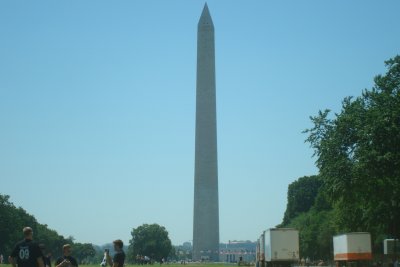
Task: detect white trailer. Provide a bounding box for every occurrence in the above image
[333,232,372,267]
[260,232,266,267]
[256,238,261,267]
[260,232,266,261]
[264,228,299,267]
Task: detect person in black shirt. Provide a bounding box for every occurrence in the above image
[39,244,51,267]
[106,240,125,267]
[10,227,45,267]
[55,245,78,267]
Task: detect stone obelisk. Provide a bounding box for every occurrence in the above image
[193,3,219,262]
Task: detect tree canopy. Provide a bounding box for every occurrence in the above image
[128,223,172,262]
[304,55,400,239]
[73,243,96,264]
[280,176,334,260]
[281,175,323,225]
[281,55,400,260]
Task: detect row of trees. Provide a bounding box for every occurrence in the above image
[0,194,96,263]
[279,55,400,260]
[0,194,174,264]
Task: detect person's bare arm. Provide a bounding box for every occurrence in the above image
[37,257,45,267]
[56,259,70,267]
[9,257,17,267]
[106,254,113,267]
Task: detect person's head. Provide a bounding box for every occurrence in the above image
[39,244,46,253]
[63,244,72,256]
[23,227,33,240]
[113,240,123,251]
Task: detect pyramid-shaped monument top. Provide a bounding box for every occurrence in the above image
[198,3,214,29]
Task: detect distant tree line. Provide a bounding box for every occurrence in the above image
[279,55,400,261]
[0,194,96,263]
[0,193,176,264]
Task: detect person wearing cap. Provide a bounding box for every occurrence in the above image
[9,227,45,267]
[55,245,78,267]
[106,240,125,267]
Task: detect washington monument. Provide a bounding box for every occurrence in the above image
[193,3,219,262]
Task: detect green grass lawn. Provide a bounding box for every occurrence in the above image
[87,264,236,267]
[1,264,238,267]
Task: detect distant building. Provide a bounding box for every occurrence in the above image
[182,242,192,249]
[219,241,256,263]
[175,240,256,263]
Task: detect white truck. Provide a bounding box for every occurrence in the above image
[263,228,300,267]
[333,232,372,267]
[258,232,266,267]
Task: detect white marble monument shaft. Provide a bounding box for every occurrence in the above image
[193,3,219,262]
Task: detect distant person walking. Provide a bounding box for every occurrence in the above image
[106,240,125,267]
[9,227,45,267]
[100,249,108,267]
[55,245,78,267]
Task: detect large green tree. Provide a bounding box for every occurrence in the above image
[280,176,335,260]
[304,55,400,239]
[280,56,400,261]
[286,208,336,261]
[282,175,324,225]
[73,243,96,264]
[128,223,172,262]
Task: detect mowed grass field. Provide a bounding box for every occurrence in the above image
[2,264,237,267]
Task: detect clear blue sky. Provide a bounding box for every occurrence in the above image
[1,0,399,246]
